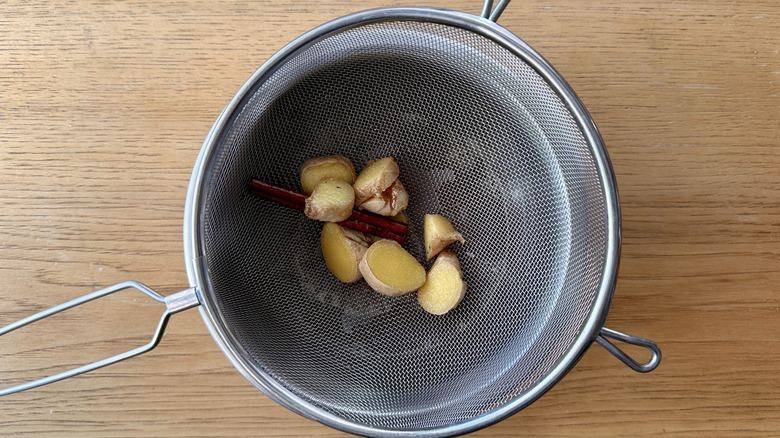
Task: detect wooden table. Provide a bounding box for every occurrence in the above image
[1,1,778,436]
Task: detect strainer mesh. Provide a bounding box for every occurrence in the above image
[200,20,606,430]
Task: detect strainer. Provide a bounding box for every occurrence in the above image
[0,2,661,436]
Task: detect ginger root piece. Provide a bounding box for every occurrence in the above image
[423,214,466,260]
[417,250,467,315]
[358,179,409,217]
[353,157,400,205]
[304,179,355,222]
[300,155,356,194]
[391,211,408,224]
[320,223,372,283]
[359,239,426,296]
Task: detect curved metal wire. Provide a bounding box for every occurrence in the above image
[485,0,511,22]
[596,327,662,373]
[0,282,199,396]
[481,0,494,18]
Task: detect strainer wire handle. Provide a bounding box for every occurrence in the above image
[0,281,200,396]
[480,0,493,18]
[482,0,511,22]
[596,327,661,373]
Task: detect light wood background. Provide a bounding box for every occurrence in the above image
[1,0,778,436]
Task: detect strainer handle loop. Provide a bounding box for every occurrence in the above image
[482,0,511,22]
[596,327,661,373]
[0,281,200,396]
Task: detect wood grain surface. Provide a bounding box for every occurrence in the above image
[1,0,778,436]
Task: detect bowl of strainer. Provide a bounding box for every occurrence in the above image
[1,1,660,436]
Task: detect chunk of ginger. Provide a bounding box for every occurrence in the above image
[417,250,466,315]
[423,214,465,260]
[358,179,409,217]
[321,223,372,283]
[353,157,400,205]
[391,211,409,224]
[359,239,426,296]
[304,179,355,222]
[299,155,356,194]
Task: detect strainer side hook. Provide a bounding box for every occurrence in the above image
[596,327,661,373]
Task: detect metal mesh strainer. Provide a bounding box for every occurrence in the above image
[203,15,605,430]
[0,4,660,437]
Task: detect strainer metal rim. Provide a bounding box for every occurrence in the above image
[182,7,620,437]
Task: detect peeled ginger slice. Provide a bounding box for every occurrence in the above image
[321,223,372,283]
[417,250,466,315]
[359,239,426,296]
[353,157,400,205]
[304,179,355,222]
[423,214,465,260]
[299,155,356,194]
